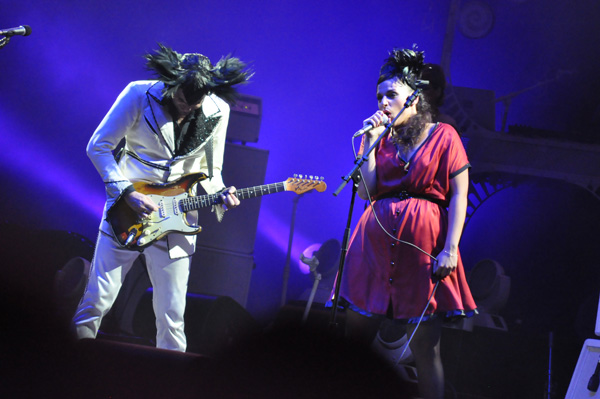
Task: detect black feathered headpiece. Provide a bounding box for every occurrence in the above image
[378,45,426,90]
[145,43,252,104]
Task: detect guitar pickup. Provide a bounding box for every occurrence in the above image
[158,200,166,218]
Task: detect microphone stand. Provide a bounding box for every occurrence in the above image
[280,192,306,308]
[329,89,421,330]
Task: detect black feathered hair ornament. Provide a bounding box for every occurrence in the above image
[378,45,426,90]
[145,43,252,104]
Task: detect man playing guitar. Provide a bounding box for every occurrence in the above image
[72,44,251,352]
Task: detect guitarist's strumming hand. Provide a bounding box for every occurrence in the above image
[125,191,159,219]
[220,186,240,211]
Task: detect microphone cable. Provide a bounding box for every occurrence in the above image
[351,134,444,368]
[351,137,439,261]
[393,280,440,367]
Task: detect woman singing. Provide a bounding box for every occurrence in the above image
[338,47,477,399]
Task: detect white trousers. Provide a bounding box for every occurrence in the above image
[73,232,190,352]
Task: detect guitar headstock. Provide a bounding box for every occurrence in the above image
[285,174,327,194]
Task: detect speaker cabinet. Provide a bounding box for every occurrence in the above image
[194,142,269,254]
[189,246,255,307]
[226,94,262,143]
[190,142,268,308]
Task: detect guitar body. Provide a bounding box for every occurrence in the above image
[107,173,327,250]
[107,173,208,250]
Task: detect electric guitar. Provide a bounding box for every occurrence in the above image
[107,173,326,250]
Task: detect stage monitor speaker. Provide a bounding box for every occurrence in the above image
[132,288,259,356]
[189,246,255,307]
[0,225,95,332]
[69,339,211,399]
[273,301,346,334]
[566,338,600,398]
[53,257,91,324]
[226,94,262,143]
[441,326,547,399]
[0,224,94,284]
[194,142,269,254]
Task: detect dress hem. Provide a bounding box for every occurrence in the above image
[326,297,479,324]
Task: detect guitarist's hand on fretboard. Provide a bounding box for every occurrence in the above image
[220,186,240,212]
[125,191,159,219]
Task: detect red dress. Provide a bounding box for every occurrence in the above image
[339,123,477,321]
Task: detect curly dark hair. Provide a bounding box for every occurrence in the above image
[392,100,433,149]
[144,43,252,104]
[377,46,433,150]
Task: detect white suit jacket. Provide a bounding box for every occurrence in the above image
[87,80,230,258]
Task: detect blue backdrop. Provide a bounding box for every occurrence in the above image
[2,4,599,384]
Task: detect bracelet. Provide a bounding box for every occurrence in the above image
[443,250,457,257]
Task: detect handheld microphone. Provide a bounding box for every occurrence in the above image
[0,25,32,37]
[353,115,389,138]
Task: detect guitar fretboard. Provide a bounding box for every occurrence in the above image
[181,182,286,212]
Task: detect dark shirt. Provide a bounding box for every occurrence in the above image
[166,101,204,156]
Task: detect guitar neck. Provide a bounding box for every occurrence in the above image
[181,181,286,212]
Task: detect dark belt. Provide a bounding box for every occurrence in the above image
[375,191,444,207]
